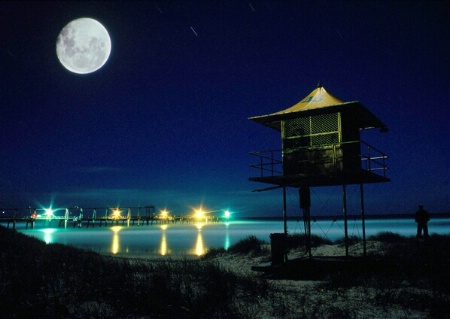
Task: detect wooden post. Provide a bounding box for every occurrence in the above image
[283,186,288,262]
[360,183,367,257]
[137,207,141,226]
[300,187,312,258]
[64,208,69,229]
[342,184,349,257]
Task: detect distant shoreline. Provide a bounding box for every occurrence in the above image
[240,212,450,221]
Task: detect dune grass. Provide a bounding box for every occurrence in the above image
[286,233,333,249]
[203,235,269,259]
[2,225,450,319]
[204,233,332,259]
[0,226,268,319]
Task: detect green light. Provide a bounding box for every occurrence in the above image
[41,228,56,244]
[44,208,54,217]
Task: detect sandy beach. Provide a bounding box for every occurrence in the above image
[199,241,426,319]
[113,239,436,319]
[2,224,448,319]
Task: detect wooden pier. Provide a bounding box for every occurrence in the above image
[0,206,219,229]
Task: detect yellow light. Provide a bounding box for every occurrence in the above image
[195,209,205,220]
[110,226,122,254]
[195,222,204,230]
[159,224,170,255]
[112,208,121,218]
[110,226,122,232]
[159,232,168,256]
[160,209,169,219]
[194,232,205,256]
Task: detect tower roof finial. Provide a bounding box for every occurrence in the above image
[317,81,322,88]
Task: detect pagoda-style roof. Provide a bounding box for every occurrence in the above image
[249,84,387,132]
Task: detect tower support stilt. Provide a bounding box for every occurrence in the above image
[360,183,367,257]
[342,184,349,257]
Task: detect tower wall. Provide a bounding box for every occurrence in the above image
[282,111,361,177]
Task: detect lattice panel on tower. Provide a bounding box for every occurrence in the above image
[284,137,309,150]
[284,117,309,137]
[311,113,339,134]
[311,133,339,146]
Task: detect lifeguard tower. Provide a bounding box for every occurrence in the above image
[249,84,390,261]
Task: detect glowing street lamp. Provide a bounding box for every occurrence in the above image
[160,209,169,220]
[44,208,54,218]
[194,209,205,221]
[112,208,122,219]
[223,210,231,219]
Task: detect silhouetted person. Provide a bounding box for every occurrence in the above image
[415,204,430,238]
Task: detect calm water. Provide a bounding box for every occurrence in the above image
[14,218,450,258]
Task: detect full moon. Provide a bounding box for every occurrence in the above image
[56,18,111,74]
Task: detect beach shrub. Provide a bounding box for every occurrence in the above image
[0,226,269,319]
[287,233,332,249]
[368,231,405,243]
[227,235,267,255]
[379,234,450,291]
[323,234,450,297]
[202,247,226,259]
[3,225,449,319]
[334,235,360,246]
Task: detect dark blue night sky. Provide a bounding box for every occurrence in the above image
[1,1,449,217]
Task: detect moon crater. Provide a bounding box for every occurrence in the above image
[56,18,111,74]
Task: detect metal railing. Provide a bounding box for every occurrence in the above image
[360,141,389,177]
[250,140,388,178]
[249,149,283,178]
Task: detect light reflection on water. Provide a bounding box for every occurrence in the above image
[224,222,231,250]
[192,222,206,256]
[194,232,205,256]
[41,228,56,244]
[110,226,123,254]
[159,224,170,256]
[17,218,450,258]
